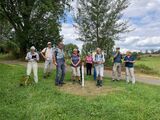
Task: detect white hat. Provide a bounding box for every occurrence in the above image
[47,42,52,45]
[30,46,36,50]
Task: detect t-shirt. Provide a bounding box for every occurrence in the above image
[113,52,122,63]
[41,47,54,60]
[85,56,93,64]
[124,56,135,68]
[54,48,65,60]
[71,54,80,67]
[25,52,39,62]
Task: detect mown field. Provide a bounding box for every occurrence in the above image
[135,56,160,76]
[0,63,160,120]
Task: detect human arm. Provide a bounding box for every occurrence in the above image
[40,48,47,60]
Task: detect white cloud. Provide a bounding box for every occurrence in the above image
[118,0,160,51]
[60,0,160,51]
[60,23,83,50]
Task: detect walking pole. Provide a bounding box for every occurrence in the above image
[81,62,84,87]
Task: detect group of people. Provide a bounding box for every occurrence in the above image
[25,41,136,87]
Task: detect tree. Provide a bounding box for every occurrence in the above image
[0,18,13,41]
[64,43,78,58]
[0,0,71,56]
[75,0,129,58]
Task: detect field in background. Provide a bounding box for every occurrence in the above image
[0,54,160,77]
[0,64,160,120]
[135,56,160,76]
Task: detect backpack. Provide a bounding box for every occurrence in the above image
[95,54,104,61]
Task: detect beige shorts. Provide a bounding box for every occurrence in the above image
[71,66,81,77]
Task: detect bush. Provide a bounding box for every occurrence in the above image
[135,64,158,75]
[0,40,20,58]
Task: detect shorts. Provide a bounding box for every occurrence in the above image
[95,65,104,77]
[71,66,81,77]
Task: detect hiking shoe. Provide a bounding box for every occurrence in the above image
[96,80,100,86]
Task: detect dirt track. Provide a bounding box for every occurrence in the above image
[0,60,160,86]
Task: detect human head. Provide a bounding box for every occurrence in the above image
[58,41,64,49]
[73,48,78,55]
[126,51,132,56]
[88,52,91,56]
[30,46,36,53]
[96,48,101,54]
[47,42,52,48]
[116,47,120,52]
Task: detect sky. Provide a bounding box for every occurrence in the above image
[60,0,160,53]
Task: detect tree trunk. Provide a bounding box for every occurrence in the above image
[15,30,28,58]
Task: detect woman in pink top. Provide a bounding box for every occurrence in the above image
[85,52,93,75]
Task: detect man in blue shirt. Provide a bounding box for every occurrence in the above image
[112,47,123,81]
[53,41,66,86]
[124,51,136,84]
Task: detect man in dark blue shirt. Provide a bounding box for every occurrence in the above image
[112,47,123,81]
[124,51,136,84]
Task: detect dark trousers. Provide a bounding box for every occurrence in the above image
[55,59,65,85]
[86,63,92,75]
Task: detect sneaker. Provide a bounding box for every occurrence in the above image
[99,80,103,87]
[96,80,100,86]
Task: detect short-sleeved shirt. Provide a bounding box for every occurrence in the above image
[41,47,54,60]
[124,56,135,68]
[113,52,122,63]
[25,52,39,62]
[86,56,93,64]
[55,48,65,60]
[71,54,80,67]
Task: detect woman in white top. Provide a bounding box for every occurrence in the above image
[93,48,105,87]
[25,46,39,83]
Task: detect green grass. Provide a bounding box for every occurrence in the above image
[0,64,160,120]
[135,56,160,76]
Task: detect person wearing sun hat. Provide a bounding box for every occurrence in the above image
[53,41,66,86]
[25,46,39,83]
[41,42,54,79]
[124,51,136,84]
[112,47,123,81]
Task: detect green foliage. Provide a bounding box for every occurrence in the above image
[75,0,129,58]
[0,64,160,120]
[0,0,71,56]
[64,43,79,58]
[135,56,160,76]
[0,40,20,58]
[132,52,142,60]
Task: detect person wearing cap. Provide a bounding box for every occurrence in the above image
[124,51,136,84]
[71,48,81,84]
[85,52,93,75]
[93,48,105,87]
[112,47,123,81]
[25,46,39,83]
[41,42,54,79]
[53,41,66,86]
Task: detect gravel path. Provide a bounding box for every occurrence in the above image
[0,60,160,86]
